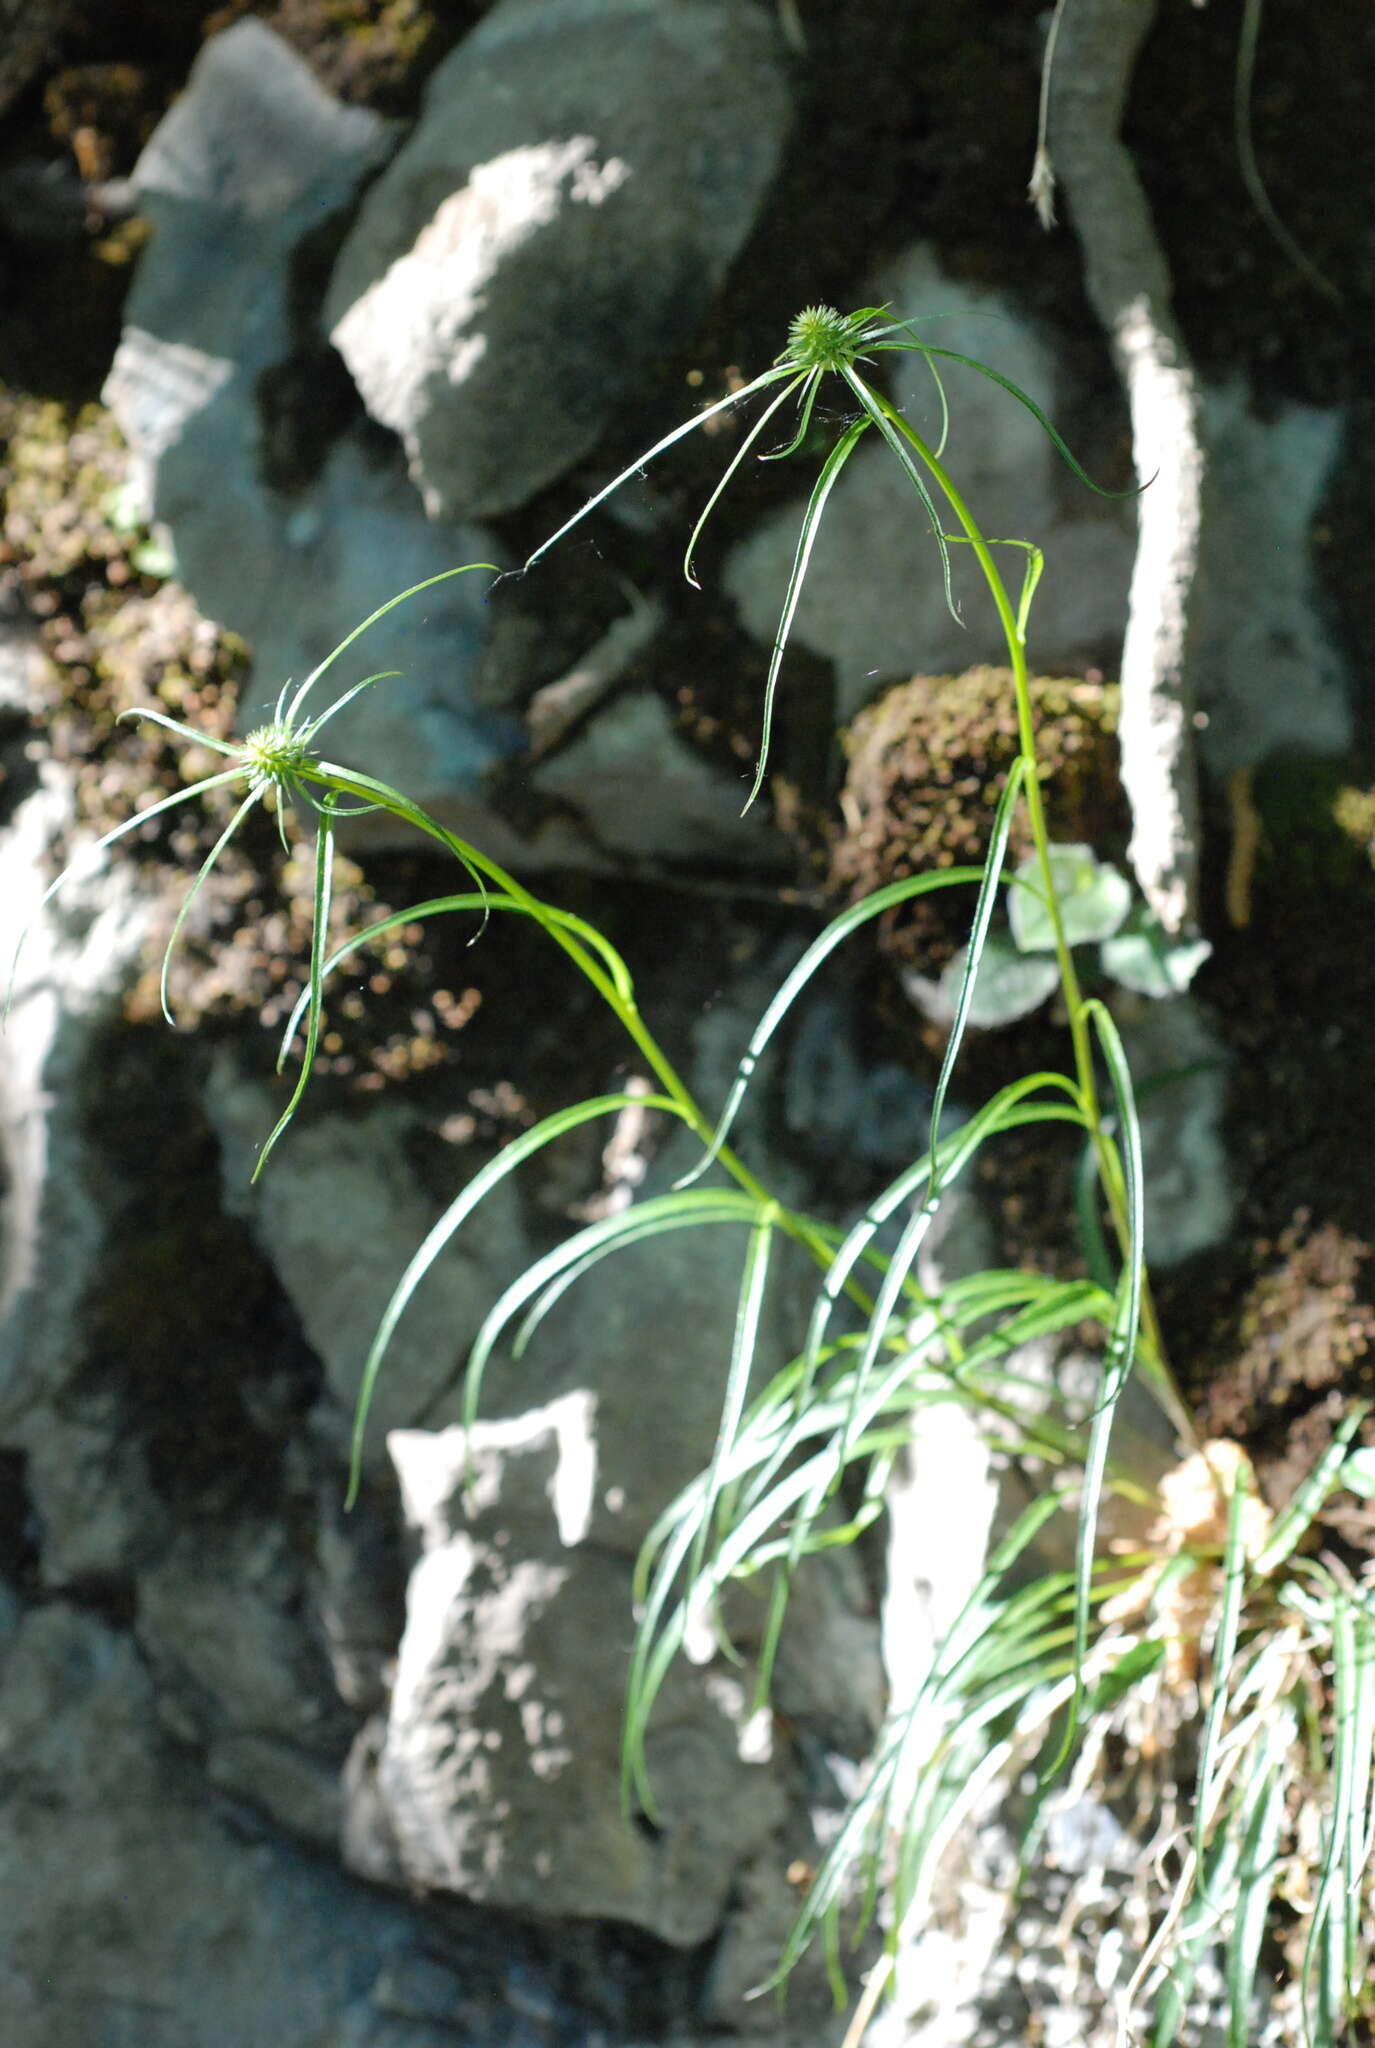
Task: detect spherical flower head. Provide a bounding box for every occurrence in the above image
[241,721,311,795]
[783,304,875,375]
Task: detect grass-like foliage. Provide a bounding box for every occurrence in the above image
[13,303,1374,2041]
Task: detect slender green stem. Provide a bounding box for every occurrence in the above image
[296,761,849,1286]
[863,390,1185,1425]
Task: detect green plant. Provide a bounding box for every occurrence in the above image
[13,303,1374,2043]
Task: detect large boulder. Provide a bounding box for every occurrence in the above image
[325,0,793,519]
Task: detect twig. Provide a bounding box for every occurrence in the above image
[1042,0,1204,937]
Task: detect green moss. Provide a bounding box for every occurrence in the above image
[826,665,1124,970]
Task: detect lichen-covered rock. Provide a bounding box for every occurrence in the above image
[325,0,792,518]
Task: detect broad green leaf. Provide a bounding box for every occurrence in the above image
[1338,1445,1375,1501]
[1100,906,1212,997]
[1009,843,1133,953]
[935,932,1059,1027]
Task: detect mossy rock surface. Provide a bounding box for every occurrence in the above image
[826,664,1124,971]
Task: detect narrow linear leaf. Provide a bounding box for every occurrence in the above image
[1195,1465,1253,1867]
[743,417,869,814]
[927,758,1028,1191]
[687,1207,778,1597]
[759,365,825,463]
[676,864,988,1189]
[873,338,1138,500]
[299,669,401,743]
[277,892,635,1070]
[524,368,796,575]
[251,800,337,1182]
[841,365,959,625]
[157,785,261,1027]
[684,373,807,587]
[1044,1000,1144,1782]
[1254,1402,1370,1575]
[286,564,496,727]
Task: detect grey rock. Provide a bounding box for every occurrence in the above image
[725,246,1137,721]
[24,1388,168,1586]
[1117,990,1234,1268]
[355,1403,785,1946]
[0,772,167,1587]
[533,688,787,866]
[0,772,149,1433]
[106,20,391,482]
[1194,377,1347,773]
[0,1602,479,2048]
[325,0,792,519]
[207,1732,343,1848]
[485,1123,801,1556]
[137,1518,339,1752]
[204,1054,534,1468]
[783,993,934,1167]
[103,20,522,835]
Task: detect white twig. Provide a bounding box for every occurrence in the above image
[1044,0,1203,936]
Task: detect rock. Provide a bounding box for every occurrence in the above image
[1194,378,1346,773]
[725,246,1137,722]
[325,0,792,519]
[349,1402,785,1946]
[479,1124,802,1556]
[207,1732,343,1849]
[136,1517,342,1754]
[204,1054,534,1469]
[106,20,391,486]
[1117,990,1234,1268]
[0,759,167,1592]
[102,19,522,835]
[533,688,787,866]
[0,769,149,1432]
[783,992,934,1168]
[0,1601,522,2048]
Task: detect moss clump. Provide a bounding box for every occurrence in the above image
[826,665,1124,971]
